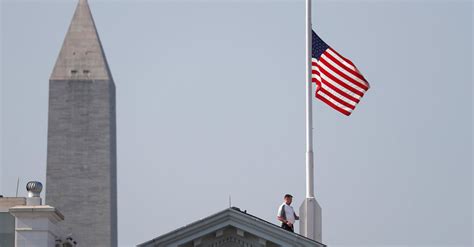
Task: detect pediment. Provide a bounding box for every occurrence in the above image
[184,226,272,247]
[138,208,325,247]
[180,226,275,247]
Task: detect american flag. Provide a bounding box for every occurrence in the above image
[312,30,370,116]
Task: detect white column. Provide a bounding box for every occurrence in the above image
[9,205,64,247]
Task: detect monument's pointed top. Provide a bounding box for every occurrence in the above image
[50,0,112,80]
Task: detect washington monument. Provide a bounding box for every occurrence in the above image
[46,0,117,246]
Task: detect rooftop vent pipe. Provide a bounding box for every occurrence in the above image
[26,181,43,206]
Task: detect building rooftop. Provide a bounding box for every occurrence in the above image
[0,197,26,212]
[139,207,325,247]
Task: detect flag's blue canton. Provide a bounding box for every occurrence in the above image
[312,31,329,60]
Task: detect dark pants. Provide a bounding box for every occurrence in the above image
[281,223,294,232]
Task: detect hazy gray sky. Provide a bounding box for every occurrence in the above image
[1,0,472,246]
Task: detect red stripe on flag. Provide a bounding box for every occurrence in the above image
[328,48,355,67]
[315,92,351,116]
[319,77,360,103]
[318,88,355,110]
[317,64,364,97]
[323,52,369,89]
[319,57,369,92]
[312,68,321,84]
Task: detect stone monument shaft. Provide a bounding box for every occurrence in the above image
[46,0,117,246]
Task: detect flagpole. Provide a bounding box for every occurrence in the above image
[305,0,314,199]
[300,0,322,241]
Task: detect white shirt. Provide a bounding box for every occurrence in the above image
[277,203,296,224]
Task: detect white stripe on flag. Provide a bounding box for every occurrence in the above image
[316,90,353,113]
[326,49,357,72]
[312,66,322,82]
[318,58,366,93]
[320,83,357,106]
[317,69,362,100]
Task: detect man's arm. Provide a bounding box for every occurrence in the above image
[277,216,286,222]
[294,212,300,220]
[277,205,288,224]
[278,216,292,226]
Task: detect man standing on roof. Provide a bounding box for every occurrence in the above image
[277,194,299,232]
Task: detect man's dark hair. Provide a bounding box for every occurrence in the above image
[284,194,293,199]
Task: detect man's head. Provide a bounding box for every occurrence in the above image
[284,194,293,205]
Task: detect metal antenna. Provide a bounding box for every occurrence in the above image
[229,195,232,208]
[15,177,20,197]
